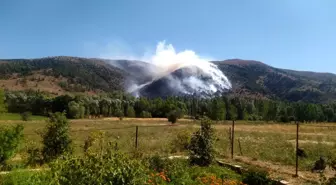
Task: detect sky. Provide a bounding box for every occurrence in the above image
[0,0,335,73]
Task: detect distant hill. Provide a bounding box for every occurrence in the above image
[215,59,336,103]
[0,56,126,94]
[0,56,335,103]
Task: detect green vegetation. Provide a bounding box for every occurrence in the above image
[242,169,274,185]
[0,57,125,92]
[167,110,178,124]
[0,117,245,185]
[189,119,215,166]
[0,113,46,121]
[0,118,334,184]
[4,90,336,124]
[0,124,24,165]
[41,112,72,162]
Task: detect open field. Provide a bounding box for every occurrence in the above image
[0,113,46,121]
[0,118,335,184]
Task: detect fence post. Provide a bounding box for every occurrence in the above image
[295,121,299,177]
[231,120,235,159]
[238,138,243,156]
[135,126,138,149]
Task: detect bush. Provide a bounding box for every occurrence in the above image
[148,154,167,172]
[49,150,146,185]
[25,145,43,167]
[41,112,72,162]
[188,118,214,166]
[21,111,32,121]
[0,170,50,185]
[0,124,24,165]
[170,130,191,153]
[168,111,178,124]
[242,170,274,185]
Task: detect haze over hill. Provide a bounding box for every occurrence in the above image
[0,56,335,103]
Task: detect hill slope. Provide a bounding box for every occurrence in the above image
[215,59,336,103]
[0,56,126,94]
[0,56,335,103]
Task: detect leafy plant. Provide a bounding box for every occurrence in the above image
[41,112,72,162]
[148,154,167,172]
[25,145,44,167]
[170,130,191,153]
[242,170,273,185]
[0,170,50,185]
[188,118,214,166]
[167,110,178,124]
[21,111,32,121]
[49,149,146,185]
[0,124,24,165]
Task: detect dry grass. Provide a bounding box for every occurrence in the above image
[0,72,66,94]
[1,118,335,179]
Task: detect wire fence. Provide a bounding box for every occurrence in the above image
[20,120,336,177]
[225,121,336,177]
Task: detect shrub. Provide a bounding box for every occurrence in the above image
[25,145,43,167]
[49,150,146,185]
[188,118,214,166]
[168,110,178,124]
[0,170,50,185]
[170,130,191,153]
[83,131,106,155]
[21,111,32,121]
[41,112,72,162]
[148,154,167,172]
[242,170,273,185]
[0,124,24,165]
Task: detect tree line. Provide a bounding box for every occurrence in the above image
[2,89,336,123]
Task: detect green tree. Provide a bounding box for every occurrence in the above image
[0,89,7,114]
[126,106,136,117]
[139,111,152,118]
[0,124,24,165]
[209,98,226,121]
[21,111,32,121]
[229,105,238,121]
[168,110,178,124]
[68,101,85,119]
[188,118,214,166]
[42,112,72,162]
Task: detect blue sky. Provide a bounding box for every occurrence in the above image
[1,0,335,73]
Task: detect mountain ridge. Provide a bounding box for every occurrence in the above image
[0,56,335,103]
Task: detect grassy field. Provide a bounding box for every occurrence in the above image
[0,118,335,184]
[0,113,46,121]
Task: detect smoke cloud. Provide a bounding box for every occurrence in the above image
[105,40,232,97]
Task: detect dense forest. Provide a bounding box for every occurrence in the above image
[3,89,336,123]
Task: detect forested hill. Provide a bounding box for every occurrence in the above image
[216,59,336,103]
[0,56,335,103]
[0,56,126,94]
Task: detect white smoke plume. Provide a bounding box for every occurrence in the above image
[105,40,232,96]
